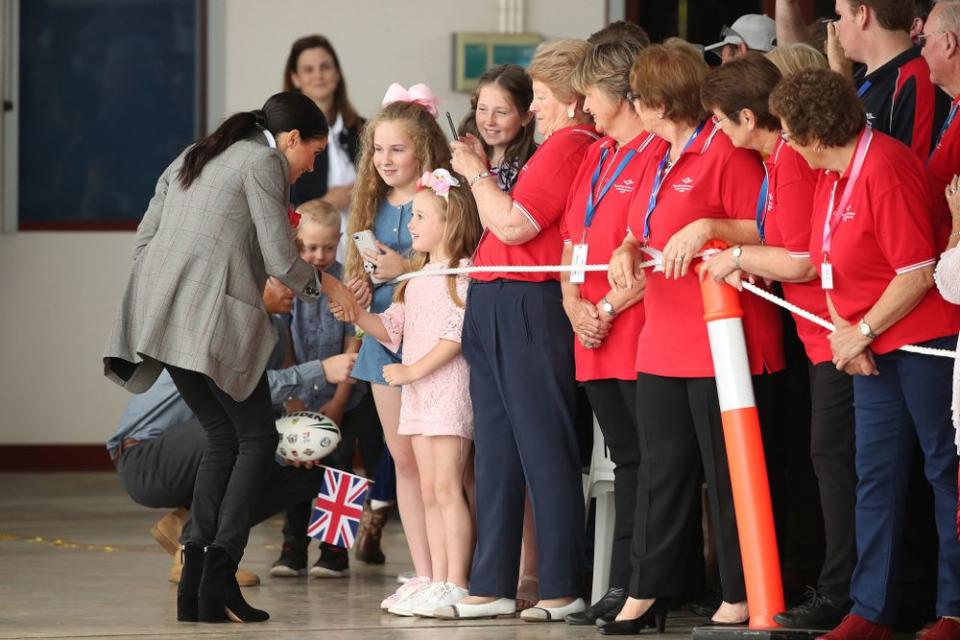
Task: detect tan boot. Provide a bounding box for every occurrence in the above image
[235,567,260,587]
[354,502,390,564]
[150,507,188,555]
[168,547,183,584]
[168,548,260,586]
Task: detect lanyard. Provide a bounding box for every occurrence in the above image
[931,101,960,158]
[584,146,636,230]
[755,169,769,244]
[642,122,706,242]
[856,79,872,98]
[822,127,874,259]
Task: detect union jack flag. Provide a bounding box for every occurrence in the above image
[307,467,371,549]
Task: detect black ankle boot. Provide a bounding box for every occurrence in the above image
[176,544,204,622]
[198,546,269,623]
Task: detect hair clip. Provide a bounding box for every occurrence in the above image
[416,168,461,201]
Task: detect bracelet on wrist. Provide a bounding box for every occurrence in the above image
[469,171,491,187]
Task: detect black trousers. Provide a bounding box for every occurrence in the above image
[808,361,857,602]
[631,373,746,603]
[584,379,640,591]
[166,366,278,562]
[463,280,584,599]
[116,418,325,530]
[282,391,384,547]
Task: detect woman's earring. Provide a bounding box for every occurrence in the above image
[567,106,576,118]
[657,112,664,119]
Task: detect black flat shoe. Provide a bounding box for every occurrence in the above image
[773,588,849,630]
[598,600,669,635]
[566,587,627,625]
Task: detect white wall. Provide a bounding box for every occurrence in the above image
[0,0,605,445]
[222,0,606,126]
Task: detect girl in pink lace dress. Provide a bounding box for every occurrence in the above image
[331,169,482,616]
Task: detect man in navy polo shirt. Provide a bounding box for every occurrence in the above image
[834,0,949,157]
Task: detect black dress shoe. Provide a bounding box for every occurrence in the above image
[773,588,849,630]
[598,600,669,635]
[566,587,627,625]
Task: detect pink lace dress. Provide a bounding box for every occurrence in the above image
[377,261,473,439]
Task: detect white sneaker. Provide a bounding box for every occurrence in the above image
[413,582,469,617]
[380,575,430,610]
[388,580,442,617]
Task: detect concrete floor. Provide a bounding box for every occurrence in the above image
[0,473,741,639]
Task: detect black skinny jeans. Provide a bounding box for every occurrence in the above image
[166,365,278,563]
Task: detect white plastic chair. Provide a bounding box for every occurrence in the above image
[584,415,616,604]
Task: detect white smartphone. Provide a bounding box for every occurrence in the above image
[352,230,386,284]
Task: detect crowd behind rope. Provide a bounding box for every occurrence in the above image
[102,1,960,638]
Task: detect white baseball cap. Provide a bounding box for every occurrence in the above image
[704,14,777,54]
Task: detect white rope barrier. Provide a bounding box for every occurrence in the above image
[387,257,960,360]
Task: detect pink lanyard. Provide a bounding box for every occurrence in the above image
[822,127,874,262]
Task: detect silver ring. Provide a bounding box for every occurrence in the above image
[951,188,958,195]
[674,256,683,262]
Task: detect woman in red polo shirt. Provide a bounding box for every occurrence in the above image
[557,39,665,627]
[437,39,598,622]
[698,54,857,630]
[605,41,785,633]
[769,68,960,640]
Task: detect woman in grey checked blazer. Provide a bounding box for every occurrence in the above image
[104,91,330,624]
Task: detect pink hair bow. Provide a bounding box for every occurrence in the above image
[417,169,461,201]
[381,82,439,118]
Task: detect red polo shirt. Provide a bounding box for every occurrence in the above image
[472,124,600,281]
[629,123,785,378]
[809,128,960,355]
[560,132,669,381]
[761,139,832,365]
[925,94,960,250]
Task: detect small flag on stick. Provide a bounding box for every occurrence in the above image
[307,467,371,549]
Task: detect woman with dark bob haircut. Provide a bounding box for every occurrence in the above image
[770,67,960,640]
[699,53,856,631]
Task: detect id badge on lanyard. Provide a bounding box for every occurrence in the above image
[571,232,589,284]
[572,144,639,284]
[821,128,873,290]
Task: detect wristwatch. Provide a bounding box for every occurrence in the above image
[858,317,878,340]
[732,245,743,269]
[600,297,617,317]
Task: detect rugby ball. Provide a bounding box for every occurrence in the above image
[275,411,341,463]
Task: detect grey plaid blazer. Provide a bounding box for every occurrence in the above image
[103,134,320,401]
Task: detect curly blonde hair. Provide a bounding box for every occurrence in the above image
[394,186,482,308]
[346,101,452,282]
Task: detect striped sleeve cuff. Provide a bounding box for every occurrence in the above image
[895,258,936,275]
[513,201,541,233]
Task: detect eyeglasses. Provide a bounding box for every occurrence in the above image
[711,114,728,125]
[916,30,950,47]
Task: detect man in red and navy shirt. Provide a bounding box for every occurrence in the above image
[922,0,960,250]
[836,0,949,157]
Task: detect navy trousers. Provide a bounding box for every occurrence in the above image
[849,335,960,623]
[462,280,584,599]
